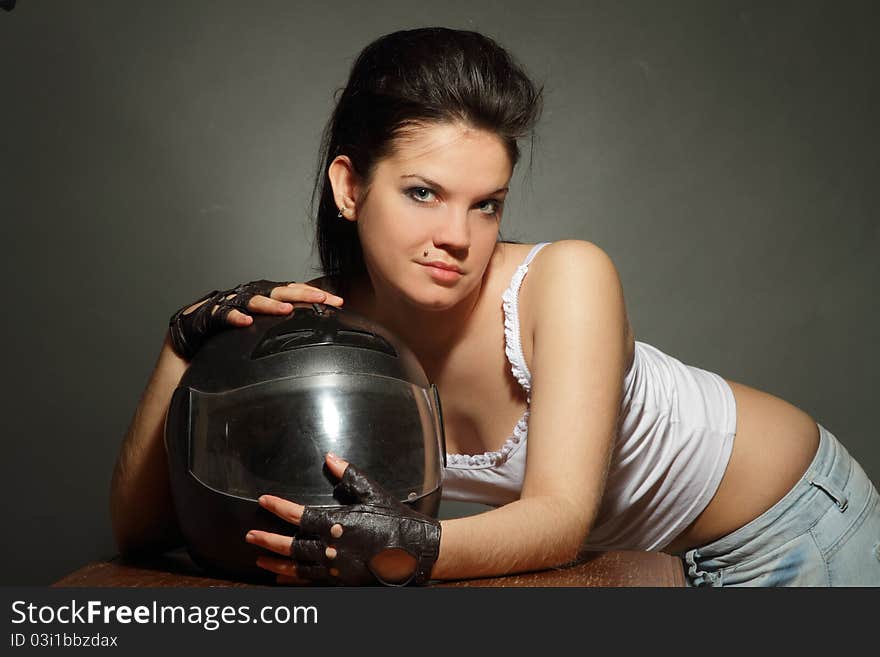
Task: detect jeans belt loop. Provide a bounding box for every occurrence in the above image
[808,476,849,513]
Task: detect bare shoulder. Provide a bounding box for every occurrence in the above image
[519,239,634,367]
[520,239,622,307]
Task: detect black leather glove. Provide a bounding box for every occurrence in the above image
[167,279,291,360]
[292,464,442,587]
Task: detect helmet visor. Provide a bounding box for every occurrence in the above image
[187,373,444,503]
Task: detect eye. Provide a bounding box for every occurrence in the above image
[478,199,503,215]
[407,187,436,203]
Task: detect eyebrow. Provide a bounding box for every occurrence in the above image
[400,174,509,196]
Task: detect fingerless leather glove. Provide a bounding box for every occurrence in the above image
[292,464,442,586]
[167,279,290,360]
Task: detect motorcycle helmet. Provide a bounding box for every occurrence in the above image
[164,302,446,582]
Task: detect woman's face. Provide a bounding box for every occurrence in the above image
[347,122,512,310]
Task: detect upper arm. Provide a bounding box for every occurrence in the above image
[519,240,629,539]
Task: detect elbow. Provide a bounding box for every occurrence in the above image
[531,495,594,569]
[109,496,184,558]
[109,481,139,556]
[552,532,589,569]
[109,505,144,558]
[109,488,129,554]
[112,523,185,559]
[112,533,143,559]
[536,529,586,572]
[556,498,596,566]
[108,461,184,557]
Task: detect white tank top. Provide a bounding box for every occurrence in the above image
[441,242,737,552]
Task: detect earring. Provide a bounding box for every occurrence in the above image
[337,206,347,219]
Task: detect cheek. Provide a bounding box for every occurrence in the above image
[356,210,417,273]
[476,220,501,248]
[363,202,427,247]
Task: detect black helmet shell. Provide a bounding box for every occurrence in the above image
[165,302,446,581]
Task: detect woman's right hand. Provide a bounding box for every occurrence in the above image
[167,280,344,360]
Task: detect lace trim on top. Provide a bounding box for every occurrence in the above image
[445,243,550,469]
[445,410,530,467]
[501,261,535,396]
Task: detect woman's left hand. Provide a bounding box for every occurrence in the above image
[246,453,441,586]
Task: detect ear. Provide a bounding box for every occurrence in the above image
[328,156,361,221]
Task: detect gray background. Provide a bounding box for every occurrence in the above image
[1,1,877,585]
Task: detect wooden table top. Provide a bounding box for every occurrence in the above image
[53,548,686,587]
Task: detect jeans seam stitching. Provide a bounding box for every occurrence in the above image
[808,528,831,586]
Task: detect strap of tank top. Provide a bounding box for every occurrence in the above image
[501,242,552,397]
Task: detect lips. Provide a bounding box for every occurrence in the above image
[419,261,464,284]
[421,261,462,273]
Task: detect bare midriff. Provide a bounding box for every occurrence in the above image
[662,379,821,555]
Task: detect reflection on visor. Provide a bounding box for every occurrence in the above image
[188,373,442,502]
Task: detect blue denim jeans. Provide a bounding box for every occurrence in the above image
[674,423,880,586]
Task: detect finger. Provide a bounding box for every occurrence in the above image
[275,283,345,307]
[255,555,299,577]
[181,298,210,316]
[331,461,389,505]
[245,530,295,557]
[325,452,350,479]
[217,307,253,326]
[258,558,330,586]
[243,294,294,316]
[290,538,328,564]
[257,495,304,525]
[180,294,252,324]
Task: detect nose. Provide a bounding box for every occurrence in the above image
[431,206,471,254]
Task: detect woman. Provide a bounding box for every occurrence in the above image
[111,27,880,587]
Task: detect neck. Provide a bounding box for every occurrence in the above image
[348,275,484,377]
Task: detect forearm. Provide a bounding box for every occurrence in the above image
[109,331,188,555]
[430,496,590,581]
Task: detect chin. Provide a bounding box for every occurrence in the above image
[409,292,459,311]
[403,283,466,311]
